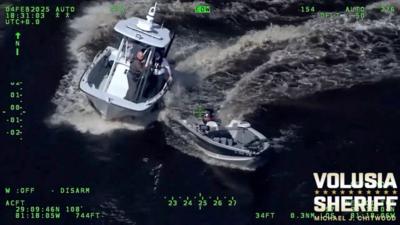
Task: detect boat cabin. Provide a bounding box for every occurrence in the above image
[105,3,174,103]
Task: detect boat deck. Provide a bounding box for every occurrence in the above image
[87,54,112,89]
[107,63,130,98]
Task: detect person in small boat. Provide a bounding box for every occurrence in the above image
[129,50,145,79]
[200,110,234,145]
[202,110,215,124]
[201,110,219,132]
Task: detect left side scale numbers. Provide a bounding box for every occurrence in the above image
[2,81,25,141]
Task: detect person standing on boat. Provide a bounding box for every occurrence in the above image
[129,50,145,79]
[202,110,216,124]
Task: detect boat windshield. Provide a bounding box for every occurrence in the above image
[125,39,165,63]
[125,39,148,61]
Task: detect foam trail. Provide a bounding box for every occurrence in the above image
[367,0,400,10]
[175,24,307,78]
[218,11,400,122]
[47,0,299,135]
[46,0,400,170]
[47,0,209,134]
[163,3,400,170]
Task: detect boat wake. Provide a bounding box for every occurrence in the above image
[163,1,400,169]
[48,1,400,169]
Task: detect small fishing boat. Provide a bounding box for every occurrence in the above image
[177,110,270,164]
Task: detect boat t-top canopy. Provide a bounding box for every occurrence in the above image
[114,3,171,48]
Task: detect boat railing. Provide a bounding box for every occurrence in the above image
[114,61,130,68]
[102,37,126,92]
[85,51,102,74]
[134,47,156,102]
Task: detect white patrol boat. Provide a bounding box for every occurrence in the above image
[79,3,174,120]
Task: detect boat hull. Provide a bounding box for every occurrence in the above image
[193,134,258,165]
[178,120,269,167]
[86,94,153,120]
